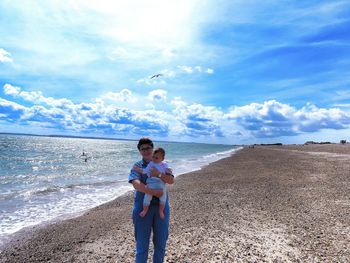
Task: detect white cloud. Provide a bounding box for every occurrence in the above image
[178,65,193,74]
[148,89,167,101]
[160,69,176,78]
[19,90,44,102]
[206,68,214,74]
[176,65,215,75]
[194,66,202,72]
[171,97,225,137]
[0,48,12,63]
[193,66,214,74]
[100,89,137,103]
[4,83,46,102]
[3,84,21,96]
[226,100,294,119]
[333,103,350,108]
[171,96,186,108]
[226,100,350,137]
[0,97,26,111]
[3,84,74,107]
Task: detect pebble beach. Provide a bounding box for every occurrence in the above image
[1,144,349,262]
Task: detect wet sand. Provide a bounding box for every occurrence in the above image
[1,144,349,262]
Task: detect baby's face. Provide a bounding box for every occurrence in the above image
[152,152,164,163]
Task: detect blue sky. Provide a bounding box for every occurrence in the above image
[1,0,350,144]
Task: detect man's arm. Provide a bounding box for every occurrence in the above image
[133,165,144,174]
[131,179,163,198]
[160,173,174,184]
[149,167,174,185]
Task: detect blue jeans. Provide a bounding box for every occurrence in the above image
[133,193,170,263]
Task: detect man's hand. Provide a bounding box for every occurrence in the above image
[133,165,144,174]
[165,167,173,175]
[132,180,163,197]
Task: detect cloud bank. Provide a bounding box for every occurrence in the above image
[2,84,350,142]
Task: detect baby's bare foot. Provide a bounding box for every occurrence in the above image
[159,210,165,219]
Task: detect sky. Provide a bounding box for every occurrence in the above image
[1,0,350,145]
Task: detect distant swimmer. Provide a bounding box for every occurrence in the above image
[80,151,91,162]
[150,73,163,79]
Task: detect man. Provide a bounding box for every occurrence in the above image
[128,138,174,263]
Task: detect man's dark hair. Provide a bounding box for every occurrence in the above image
[137,137,154,150]
[154,147,165,157]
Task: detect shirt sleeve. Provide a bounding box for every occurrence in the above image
[128,162,141,183]
[162,162,174,176]
[143,162,153,176]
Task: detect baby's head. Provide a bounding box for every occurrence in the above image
[152,147,165,164]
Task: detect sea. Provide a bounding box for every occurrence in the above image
[0,134,241,246]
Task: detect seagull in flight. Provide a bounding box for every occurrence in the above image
[150,73,163,79]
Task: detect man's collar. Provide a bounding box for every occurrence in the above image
[142,158,151,166]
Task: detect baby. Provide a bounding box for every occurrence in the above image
[133,147,168,219]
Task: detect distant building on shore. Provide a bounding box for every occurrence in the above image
[304,141,331,145]
[304,141,316,145]
[254,143,283,146]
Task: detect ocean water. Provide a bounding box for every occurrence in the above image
[0,134,240,245]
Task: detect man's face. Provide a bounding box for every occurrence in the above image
[139,144,153,160]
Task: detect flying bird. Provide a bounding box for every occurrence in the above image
[150,73,163,79]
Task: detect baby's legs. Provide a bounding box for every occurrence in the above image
[159,203,165,219]
[139,205,149,217]
[158,187,167,219]
[145,177,167,219]
[140,193,152,217]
